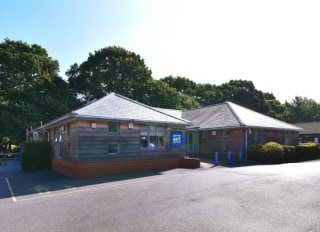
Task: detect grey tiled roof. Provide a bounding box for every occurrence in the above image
[72,93,190,125]
[294,122,320,134]
[182,101,303,131]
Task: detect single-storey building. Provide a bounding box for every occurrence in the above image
[182,102,302,160]
[294,122,320,143]
[31,93,302,178]
[32,93,191,178]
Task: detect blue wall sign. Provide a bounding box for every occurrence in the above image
[170,131,183,147]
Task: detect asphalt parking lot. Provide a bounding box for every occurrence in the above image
[1,158,320,232]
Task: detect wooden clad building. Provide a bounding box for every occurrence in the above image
[34,93,190,178]
[32,93,303,178]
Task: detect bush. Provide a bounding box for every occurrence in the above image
[248,142,284,162]
[261,142,285,162]
[296,144,320,160]
[21,141,51,172]
[283,145,297,161]
[247,143,263,161]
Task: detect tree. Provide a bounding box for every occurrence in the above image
[161,76,198,96]
[0,39,79,143]
[160,76,223,107]
[287,96,320,122]
[145,79,199,110]
[195,83,223,106]
[67,46,153,103]
[0,39,59,97]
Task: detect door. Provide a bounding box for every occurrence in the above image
[186,131,199,157]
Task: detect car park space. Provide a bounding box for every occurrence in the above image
[1,159,320,232]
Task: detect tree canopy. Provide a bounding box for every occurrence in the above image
[2,38,320,147]
[67,46,153,103]
[67,47,199,109]
[0,39,79,144]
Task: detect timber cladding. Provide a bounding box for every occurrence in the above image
[51,120,186,162]
[52,157,184,179]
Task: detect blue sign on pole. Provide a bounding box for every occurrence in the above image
[170,131,183,147]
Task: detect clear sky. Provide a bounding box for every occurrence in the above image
[1,0,320,103]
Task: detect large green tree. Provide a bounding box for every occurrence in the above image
[67,46,153,103]
[0,39,79,144]
[286,96,320,123]
[145,79,199,110]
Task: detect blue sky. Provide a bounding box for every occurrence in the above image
[1,0,320,103]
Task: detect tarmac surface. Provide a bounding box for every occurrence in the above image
[1,158,320,232]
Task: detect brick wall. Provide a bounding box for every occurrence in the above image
[52,157,186,179]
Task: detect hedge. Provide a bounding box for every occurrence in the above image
[248,142,320,162]
[295,144,320,160]
[21,141,51,172]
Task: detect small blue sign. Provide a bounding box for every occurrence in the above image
[170,131,183,146]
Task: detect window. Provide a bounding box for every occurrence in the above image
[284,132,292,145]
[108,143,119,154]
[202,131,208,139]
[55,127,62,142]
[140,125,166,148]
[223,129,230,137]
[108,122,119,134]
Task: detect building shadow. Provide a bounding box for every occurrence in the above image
[0,160,176,200]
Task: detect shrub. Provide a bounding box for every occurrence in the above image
[261,142,284,162]
[22,141,51,172]
[247,143,263,161]
[283,145,297,161]
[248,142,284,162]
[296,144,320,160]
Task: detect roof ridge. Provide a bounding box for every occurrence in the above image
[225,101,246,126]
[183,101,225,112]
[227,101,303,130]
[112,92,191,124]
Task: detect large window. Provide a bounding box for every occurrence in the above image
[140,125,166,148]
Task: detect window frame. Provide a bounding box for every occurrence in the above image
[202,131,208,139]
[108,143,119,155]
[223,129,230,137]
[108,122,119,134]
[140,125,166,149]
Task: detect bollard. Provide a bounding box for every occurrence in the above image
[227,152,231,164]
[238,151,242,163]
[214,152,219,166]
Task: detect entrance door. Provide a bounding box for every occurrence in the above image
[186,131,199,157]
